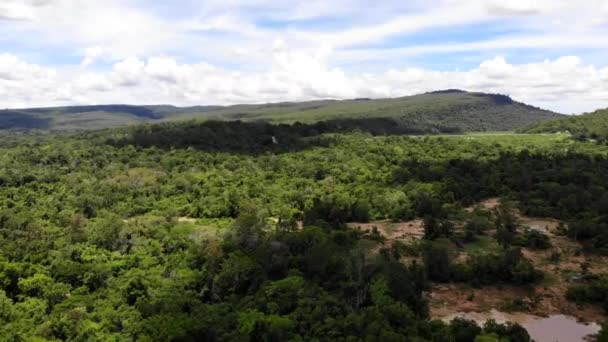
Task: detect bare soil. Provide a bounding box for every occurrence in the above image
[177,217,197,224]
[347,220,425,244]
[433,198,608,323]
[348,199,608,323]
[465,198,501,212]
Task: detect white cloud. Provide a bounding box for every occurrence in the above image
[0,53,55,80]
[111,57,146,87]
[479,57,516,79]
[1,0,607,114]
[293,4,489,48]
[481,0,569,15]
[334,33,608,65]
[4,0,175,60]
[593,1,608,24]
[0,0,51,21]
[80,46,104,67]
[3,0,605,64]
[1,52,607,114]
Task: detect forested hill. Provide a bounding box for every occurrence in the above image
[524,108,608,141]
[0,90,563,132]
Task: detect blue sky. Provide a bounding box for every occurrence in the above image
[0,0,607,113]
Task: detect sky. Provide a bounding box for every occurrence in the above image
[0,0,607,113]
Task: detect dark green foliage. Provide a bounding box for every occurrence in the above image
[464,215,492,242]
[449,317,482,342]
[423,241,543,286]
[525,107,608,142]
[423,241,452,282]
[458,248,543,286]
[111,119,461,155]
[522,229,551,249]
[423,217,454,240]
[496,226,516,248]
[0,112,51,129]
[566,275,608,312]
[598,323,608,342]
[429,318,531,342]
[567,219,608,255]
[495,202,518,233]
[482,319,531,342]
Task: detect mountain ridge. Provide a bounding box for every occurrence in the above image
[0,90,565,132]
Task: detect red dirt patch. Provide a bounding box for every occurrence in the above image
[429,281,604,323]
[347,220,424,244]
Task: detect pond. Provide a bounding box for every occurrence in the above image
[440,309,601,342]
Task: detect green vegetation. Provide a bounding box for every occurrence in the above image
[524,107,608,141]
[566,275,608,312]
[599,323,608,342]
[463,236,501,254]
[0,118,607,340]
[0,90,562,132]
[430,318,530,342]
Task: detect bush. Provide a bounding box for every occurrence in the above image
[522,229,551,249]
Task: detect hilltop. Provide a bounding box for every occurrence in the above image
[0,90,563,133]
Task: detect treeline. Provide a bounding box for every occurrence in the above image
[108,119,461,153]
[524,108,608,142]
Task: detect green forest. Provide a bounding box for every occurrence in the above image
[524,108,608,142]
[1,119,608,341]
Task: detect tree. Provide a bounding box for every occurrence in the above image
[424,217,453,240]
[0,290,13,324]
[495,201,518,233]
[423,216,441,240]
[524,229,551,249]
[86,213,125,250]
[496,226,514,248]
[464,215,492,242]
[423,241,451,282]
[449,318,482,342]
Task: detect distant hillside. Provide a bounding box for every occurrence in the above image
[0,90,564,133]
[524,108,608,140]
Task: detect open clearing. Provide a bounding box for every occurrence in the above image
[349,198,608,323]
[435,198,608,323]
[347,219,425,245]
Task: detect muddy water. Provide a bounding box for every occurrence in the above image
[441,310,601,342]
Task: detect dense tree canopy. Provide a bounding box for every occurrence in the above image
[0,122,606,340]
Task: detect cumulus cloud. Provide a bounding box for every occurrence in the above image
[0,0,52,21]
[80,46,104,67]
[481,0,568,15]
[1,1,607,113]
[0,53,55,80]
[1,52,606,114]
